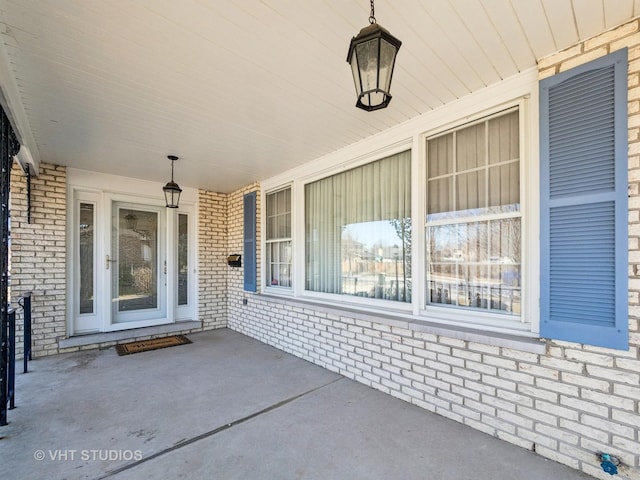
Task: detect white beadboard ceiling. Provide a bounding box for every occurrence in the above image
[0,0,637,193]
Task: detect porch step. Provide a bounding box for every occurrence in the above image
[58,321,202,350]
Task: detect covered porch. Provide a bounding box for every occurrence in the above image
[1,2,639,479]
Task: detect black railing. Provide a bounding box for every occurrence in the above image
[7,307,15,410]
[0,292,33,426]
[1,104,20,427]
[1,307,15,425]
[19,292,32,373]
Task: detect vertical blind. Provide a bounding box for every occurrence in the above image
[305,150,411,296]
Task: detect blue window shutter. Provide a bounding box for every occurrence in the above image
[540,49,628,350]
[243,191,257,292]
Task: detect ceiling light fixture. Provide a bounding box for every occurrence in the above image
[163,155,182,208]
[346,0,402,111]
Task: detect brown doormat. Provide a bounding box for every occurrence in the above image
[115,335,192,356]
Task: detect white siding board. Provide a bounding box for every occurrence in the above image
[423,0,500,88]
[448,0,519,80]
[604,0,634,29]
[388,0,485,96]
[510,0,557,58]
[480,0,536,72]
[572,0,606,40]
[541,0,580,50]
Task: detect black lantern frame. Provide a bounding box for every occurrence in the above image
[346,3,402,111]
[163,155,182,208]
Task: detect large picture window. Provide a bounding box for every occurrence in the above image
[426,108,521,316]
[266,187,292,288]
[305,150,411,302]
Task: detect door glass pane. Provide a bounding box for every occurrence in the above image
[79,203,94,314]
[115,208,158,314]
[178,213,188,306]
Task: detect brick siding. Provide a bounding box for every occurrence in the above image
[9,162,67,358]
[198,189,228,329]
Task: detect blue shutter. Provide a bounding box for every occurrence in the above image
[243,191,257,292]
[540,49,628,350]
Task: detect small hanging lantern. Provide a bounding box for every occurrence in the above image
[163,155,182,208]
[346,0,402,111]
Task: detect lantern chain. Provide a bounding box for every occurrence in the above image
[369,0,376,24]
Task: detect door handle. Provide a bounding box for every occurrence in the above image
[106,255,117,269]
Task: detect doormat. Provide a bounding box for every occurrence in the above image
[115,335,192,356]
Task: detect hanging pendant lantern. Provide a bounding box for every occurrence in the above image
[163,155,182,208]
[346,0,402,111]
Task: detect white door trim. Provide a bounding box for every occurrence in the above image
[67,172,198,336]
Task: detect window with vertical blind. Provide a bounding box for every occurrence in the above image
[305,150,412,302]
[426,108,522,318]
[260,72,543,339]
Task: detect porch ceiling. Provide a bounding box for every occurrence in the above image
[0,1,638,193]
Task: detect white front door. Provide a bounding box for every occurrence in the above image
[109,202,167,325]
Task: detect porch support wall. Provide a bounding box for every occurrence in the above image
[227,183,261,321]
[227,18,640,480]
[9,162,67,358]
[198,189,229,330]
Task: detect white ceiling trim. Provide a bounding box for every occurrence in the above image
[0,24,40,172]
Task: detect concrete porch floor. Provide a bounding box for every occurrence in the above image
[0,329,595,480]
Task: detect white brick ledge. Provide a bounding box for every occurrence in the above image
[253,294,547,354]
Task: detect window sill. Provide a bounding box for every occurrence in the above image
[253,293,546,354]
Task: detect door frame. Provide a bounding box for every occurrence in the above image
[66,168,198,336]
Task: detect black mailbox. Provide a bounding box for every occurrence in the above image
[227,254,242,267]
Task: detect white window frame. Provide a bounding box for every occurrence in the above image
[297,142,414,313]
[263,184,293,292]
[422,104,527,332]
[260,69,540,337]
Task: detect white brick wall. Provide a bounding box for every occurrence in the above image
[228,19,640,480]
[198,189,228,329]
[9,162,67,358]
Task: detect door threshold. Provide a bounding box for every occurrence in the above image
[60,321,202,349]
